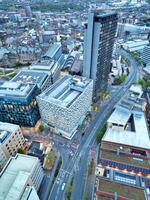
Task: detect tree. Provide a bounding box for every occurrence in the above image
[115,75,126,85]
[17,148,26,154]
[39,124,44,132]
[96,125,107,143]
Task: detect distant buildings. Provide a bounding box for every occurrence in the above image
[24,5,32,18]
[95,85,150,200]
[0,81,40,127]
[0,154,44,200]
[122,39,149,52]
[0,122,25,169]
[83,12,118,98]
[37,75,93,139]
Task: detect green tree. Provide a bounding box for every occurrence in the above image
[17,148,26,154]
[96,125,107,143]
[39,124,44,132]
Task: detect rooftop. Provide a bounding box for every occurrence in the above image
[100,149,150,168]
[44,43,61,59]
[0,122,19,144]
[104,107,150,149]
[0,154,39,200]
[30,59,59,74]
[129,84,143,98]
[107,106,131,126]
[12,70,48,88]
[0,81,34,98]
[96,178,145,200]
[38,75,92,108]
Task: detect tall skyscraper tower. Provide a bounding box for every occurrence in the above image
[83,11,118,99]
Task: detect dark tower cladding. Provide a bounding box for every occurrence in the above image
[83,11,118,100]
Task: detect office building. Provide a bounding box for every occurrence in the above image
[29,59,60,86]
[83,12,118,98]
[0,122,25,169]
[142,45,150,65]
[37,75,93,139]
[0,81,40,127]
[12,69,52,91]
[0,154,44,200]
[96,85,150,200]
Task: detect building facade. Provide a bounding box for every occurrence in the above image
[142,45,150,65]
[0,81,40,127]
[0,122,25,169]
[37,75,93,139]
[83,12,118,98]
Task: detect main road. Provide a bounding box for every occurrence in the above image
[48,50,138,200]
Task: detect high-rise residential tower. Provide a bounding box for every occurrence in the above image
[83,12,118,98]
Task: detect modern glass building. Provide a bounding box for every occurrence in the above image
[83,11,118,98]
[0,81,40,127]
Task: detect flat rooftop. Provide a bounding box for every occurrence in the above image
[12,70,48,88]
[104,107,150,149]
[96,178,145,200]
[44,43,61,59]
[0,122,19,144]
[38,75,91,108]
[108,106,131,126]
[30,59,59,74]
[117,87,146,112]
[100,149,150,168]
[0,154,39,200]
[129,84,143,97]
[0,81,34,98]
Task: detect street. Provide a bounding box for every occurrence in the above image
[48,49,138,200]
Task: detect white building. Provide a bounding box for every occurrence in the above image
[0,154,44,200]
[37,75,93,139]
[0,122,25,169]
[142,45,150,65]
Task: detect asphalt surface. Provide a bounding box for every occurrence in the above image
[47,50,138,200]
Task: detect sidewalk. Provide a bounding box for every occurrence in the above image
[38,152,60,200]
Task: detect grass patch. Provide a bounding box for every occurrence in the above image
[43,150,56,170]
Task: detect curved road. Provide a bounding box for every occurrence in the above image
[48,50,138,200]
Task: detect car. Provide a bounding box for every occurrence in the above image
[61,183,66,190]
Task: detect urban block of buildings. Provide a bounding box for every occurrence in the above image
[37,75,93,139]
[95,85,150,200]
[0,154,44,200]
[0,122,25,169]
[0,81,40,127]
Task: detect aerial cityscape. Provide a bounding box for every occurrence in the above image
[0,0,150,200]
